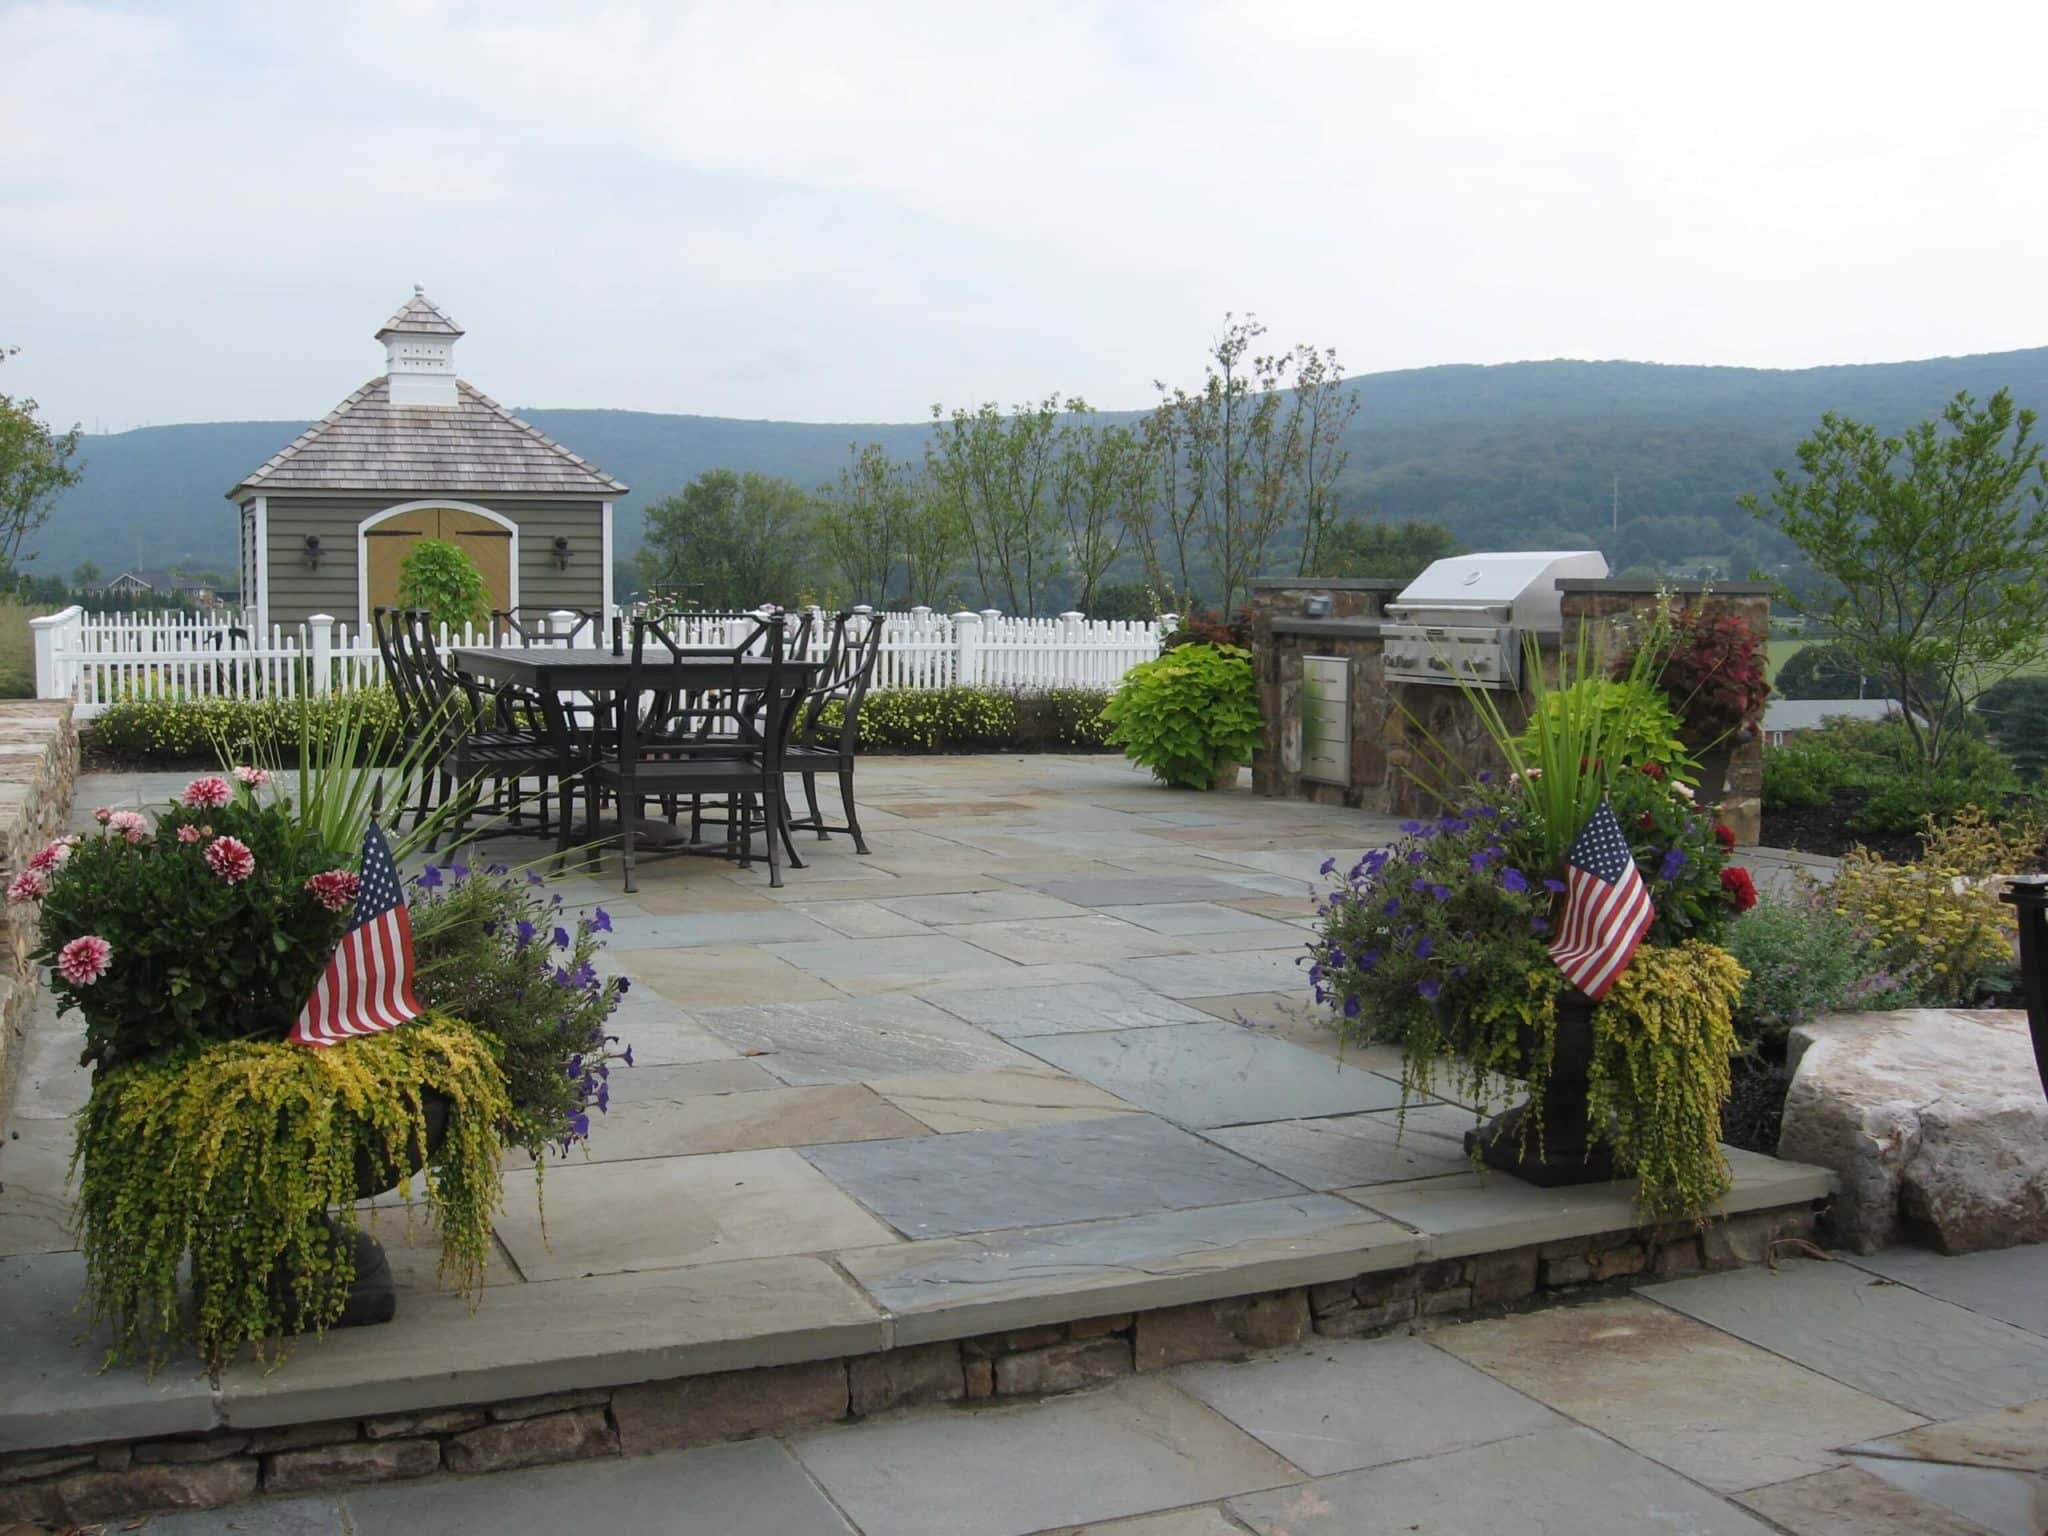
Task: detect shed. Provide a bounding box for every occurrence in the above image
[228,290,626,632]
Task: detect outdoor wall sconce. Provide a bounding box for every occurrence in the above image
[552,536,572,571]
[301,535,322,570]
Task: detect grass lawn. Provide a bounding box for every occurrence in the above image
[0,602,51,699]
[1769,636,2048,690]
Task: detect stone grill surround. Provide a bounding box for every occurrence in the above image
[1247,578,1770,844]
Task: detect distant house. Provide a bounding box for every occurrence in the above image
[1762,697,1911,746]
[96,570,231,607]
[228,290,627,632]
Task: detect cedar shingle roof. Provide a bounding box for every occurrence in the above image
[377,292,463,338]
[229,377,627,499]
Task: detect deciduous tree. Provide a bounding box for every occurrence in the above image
[926,396,1065,614]
[0,347,83,578]
[1745,389,2048,768]
[637,469,815,610]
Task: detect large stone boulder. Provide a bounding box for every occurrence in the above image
[1779,1010,2048,1254]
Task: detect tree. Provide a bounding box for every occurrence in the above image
[0,347,83,578]
[71,559,102,590]
[636,469,814,610]
[1977,676,2048,778]
[1289,344,1360,576]
[1052,414,1155,616]
[1313,518,1460,581]
[815,443,913,605]
[926,397,1066,614]
[1154,316,1301,618]
[1745,389,2048,769]
[1123,402,1201,613]
[897,469,967,609]
[397,539,492,630]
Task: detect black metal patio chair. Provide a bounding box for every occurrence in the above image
[783,608,886,854]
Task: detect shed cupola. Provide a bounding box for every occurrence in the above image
[375,286,463,407]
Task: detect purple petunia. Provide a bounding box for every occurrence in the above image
[1320,857,1338,876]
[1406,849,1427,865]
[615,976,631,994]
[1659,847,1688,881]
[527,870,546,887]
[1429,884,1453,902]
[1469,850,1493,873]
[416,865,443,889]
[1417,979,1442,1002]
[554,925,572,949]
[1400,820,1423,834]
[622,1044,635,1067]
[1501,867,1529,893]
[450,863,470,881]
[1414,935,1433,959]
[1355,949,1379,971]
[1530,916,1552,935]
[515,919,537,947]
[1544,878,1567,894]
[1383,897,1402,917]
[1343,994,1361,1018]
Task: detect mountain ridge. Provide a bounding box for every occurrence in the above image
[31,345,2048,583]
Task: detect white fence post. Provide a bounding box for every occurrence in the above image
[952,610,982,688]
[307,614,334,697]
[29,605,83,701]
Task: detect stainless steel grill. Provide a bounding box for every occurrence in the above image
[1382,551,1609,689]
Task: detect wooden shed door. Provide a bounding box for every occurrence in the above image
[364,507,513,620]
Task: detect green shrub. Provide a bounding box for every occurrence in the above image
[1724,894,1882,1049]
[1517,678,1692,778]
[1100,642,1262,789]
[1760,714,2025,833]
[1762,736,1846,809]
[814,687,1113,754]
[92,690,405,763]
[397,539,492,630]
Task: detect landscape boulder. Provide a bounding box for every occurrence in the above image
[1778,1009,2048,1254]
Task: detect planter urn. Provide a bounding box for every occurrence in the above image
[1462,989,1618,1186]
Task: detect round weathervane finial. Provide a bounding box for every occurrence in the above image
[414,283,425,296]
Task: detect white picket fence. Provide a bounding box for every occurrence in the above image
[30,605,1173,720]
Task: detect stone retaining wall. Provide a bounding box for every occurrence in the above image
[1247,578,1769,843]
[0,702,78,1112]
[0,1201,1818,1525]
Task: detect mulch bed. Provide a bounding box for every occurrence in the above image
[1761,785,1919,863]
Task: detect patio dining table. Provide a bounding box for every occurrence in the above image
[448,644,826,854]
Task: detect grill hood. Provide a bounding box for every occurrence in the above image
[1386,550,1610,631]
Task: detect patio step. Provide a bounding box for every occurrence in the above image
[0,1152,1832,1522]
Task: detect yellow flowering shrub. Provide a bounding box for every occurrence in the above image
[1590,941,1742,1222]
[1831,808,2018,1006]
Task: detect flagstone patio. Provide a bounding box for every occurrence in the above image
[0,755,1833,1457]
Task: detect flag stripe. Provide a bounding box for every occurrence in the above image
[289,823,423,1049]
[1547,798,1656,1002]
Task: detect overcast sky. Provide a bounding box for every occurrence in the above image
[5,0,2045,433]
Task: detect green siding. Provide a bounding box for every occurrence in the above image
[256,494,606,629]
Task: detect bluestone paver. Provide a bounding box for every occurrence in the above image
[344,1439,854,1535]
[685,995,1043,1085]
[792,1377,1299,1536]
[1106,949,1308,999]
[1646,1258,2048,1419]
[1847,1244,2048,1338]
[1017,1020,1408,1128]
[1227,1426,1776,1535]
[1434,1297,1924,1491]
[800,1115,1305,1238]
[1174,1336,1562,1474]
[921,980,1213,1038]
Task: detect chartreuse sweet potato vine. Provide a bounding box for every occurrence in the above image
[70,1014,509,1372]
[1589,941,1743,1222]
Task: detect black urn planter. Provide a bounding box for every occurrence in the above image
[1462,990,1617,1186]
[284,1092,453,1331]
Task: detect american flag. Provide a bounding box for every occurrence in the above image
[289,824,423,1048]
[1548,798,1655,1001]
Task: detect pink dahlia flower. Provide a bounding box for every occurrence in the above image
[92,806,112,823]
[176,824,203,844]
[26,840,69,872]
[57,935,112,986]
[232,765,271,788]
[303,868,360,913]
[204,835,255,884]
[7,869,48,904]
[182,776,232,809]
[106,810,149,845]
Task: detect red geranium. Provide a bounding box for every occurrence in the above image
[1720,866,1757,912]
[1640,761,1665,780]
[1712,823,1736,853]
